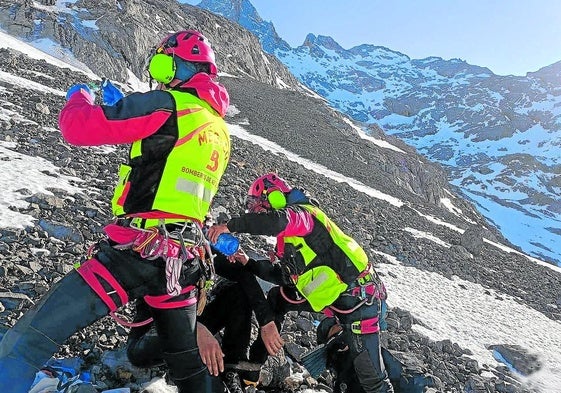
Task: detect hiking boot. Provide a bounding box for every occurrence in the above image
[226,361,261,388]
[223,370,244,393]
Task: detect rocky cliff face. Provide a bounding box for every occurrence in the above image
[0,0,301,88]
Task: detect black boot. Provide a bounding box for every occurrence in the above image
[222,370,244,393]
[0,270,109,393]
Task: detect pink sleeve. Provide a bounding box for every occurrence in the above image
[58,90,171,146]
[283,209,314,237]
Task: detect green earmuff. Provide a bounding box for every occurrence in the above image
[148,53,176,84]
[267,189,287,209]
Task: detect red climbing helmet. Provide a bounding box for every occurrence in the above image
[157,30,218,76]
[246,173,292,212]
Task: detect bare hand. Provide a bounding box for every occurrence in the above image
[197,322,224,376]
[228,248,249,265]
[260,321,284,356]
[207,223,230,244]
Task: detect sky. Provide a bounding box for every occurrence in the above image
[1,31,561,392]
[186,0,561,76]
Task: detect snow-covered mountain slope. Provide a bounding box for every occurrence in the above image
[198,0,561,266]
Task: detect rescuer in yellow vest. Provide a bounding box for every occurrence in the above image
[208,173,394,393]
[0,30,230,393]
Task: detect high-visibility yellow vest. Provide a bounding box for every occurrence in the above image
[111,90,230,224]
[284,205,369,311]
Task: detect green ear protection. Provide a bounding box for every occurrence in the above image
[267,189,287,209]
[148,53,176,84]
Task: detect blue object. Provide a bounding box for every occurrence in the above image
[79,371,91,382]
[65,84,94,101]
[212,233,239,256]
[379,299,388,331]
[101,78,124,105]
[286,188,309,205]
[45,358,81,379]
[175,59,198,81]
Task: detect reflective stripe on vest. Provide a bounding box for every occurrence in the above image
[296,266,347,312]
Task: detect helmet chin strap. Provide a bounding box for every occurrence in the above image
[148,78,179,91]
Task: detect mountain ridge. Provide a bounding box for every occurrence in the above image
[195,0,561,266]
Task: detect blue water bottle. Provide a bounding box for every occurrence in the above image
[212,233,240,256]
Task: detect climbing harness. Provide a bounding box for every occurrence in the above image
[105,218,214,296]
[322,263,386,315]
[77,218,216,327]
[75,256,131,323]
[349,316,380,334]
[277,260,387,340]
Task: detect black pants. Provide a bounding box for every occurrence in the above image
[250,286,394,393]
[0,240,224,393]
[127,279,253,368]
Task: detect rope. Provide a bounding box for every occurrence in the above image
[280,286,307,304]
[328,298,369,314]
[109,311,154,328]
[165,257,183,296]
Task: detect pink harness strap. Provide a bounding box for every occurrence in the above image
[351,316,380,334]
[77,257,129,312]
[350,282,386,299]
[104,223,143,245]
[110,311,153,328]
[280,286,307,305]
[144,285,197,309]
